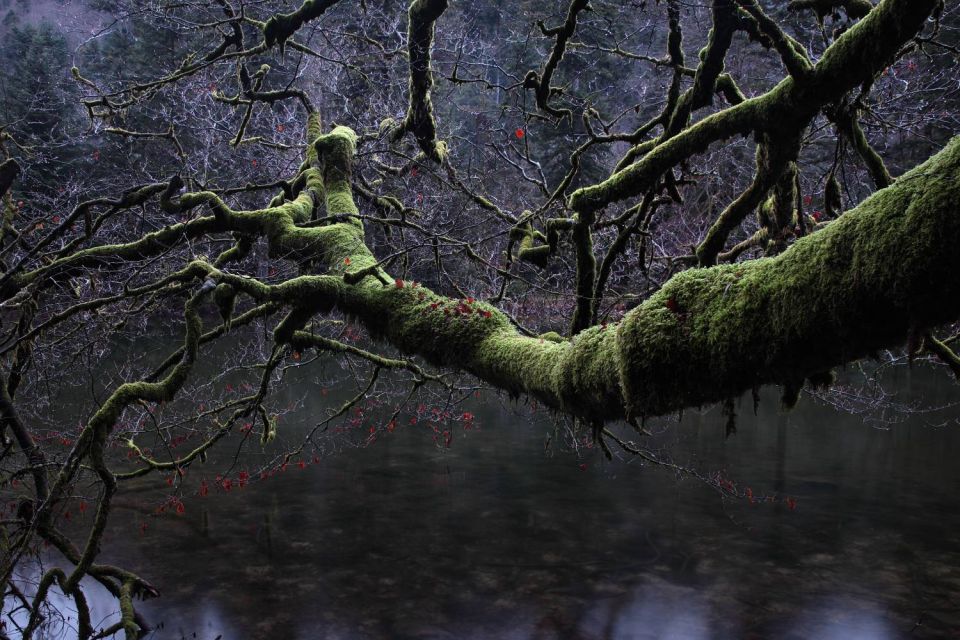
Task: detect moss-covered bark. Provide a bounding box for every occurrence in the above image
[203,121,960,424]
[390,0,448,163]
[12,105,960,429]
[263,0,342,50]
[342,136,958,422]
[617,136,960,418]
[697,132,801,265]
[523,0,591,120]
[38,121,959,425]
[568,0,937,215]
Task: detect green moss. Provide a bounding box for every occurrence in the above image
[569,0,937,217]
[395,0,449,163]
[316,126,359,216]
[618,136,960,417]
[538,331,565,343]
[29,116,959,433]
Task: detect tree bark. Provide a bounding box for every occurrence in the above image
[224,130,960,423]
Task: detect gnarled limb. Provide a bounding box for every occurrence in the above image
[262,0,342,50]
[569,0,937,214]
[523,0,591,120]
[186,118,960,424]
[387,0,449,164]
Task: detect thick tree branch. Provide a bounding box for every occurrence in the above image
[568,0,937,214]
[388,0,449,164]
[202,118,960,424]
[262,0,342,50]
[523,0,590,120]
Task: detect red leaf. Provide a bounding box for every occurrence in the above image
[515,128,525,139]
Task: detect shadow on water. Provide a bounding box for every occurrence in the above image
[19,364,960,639]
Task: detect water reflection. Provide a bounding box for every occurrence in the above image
[14,365,960,639]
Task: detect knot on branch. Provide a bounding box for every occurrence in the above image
[507,217,575,269]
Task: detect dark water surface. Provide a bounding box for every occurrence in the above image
[28,367,960,639]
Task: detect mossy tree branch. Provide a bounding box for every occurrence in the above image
[829,104,895,189]
[388,0,449,164]
[569,0,937,215]
[523,0,591,120]
[143,118,960,426]
[262,0,342,51]
[697,131,802,265]
[229,132,960,423]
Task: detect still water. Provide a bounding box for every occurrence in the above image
[29,366,960,639]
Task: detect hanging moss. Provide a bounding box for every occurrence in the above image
[825,170,843,217]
